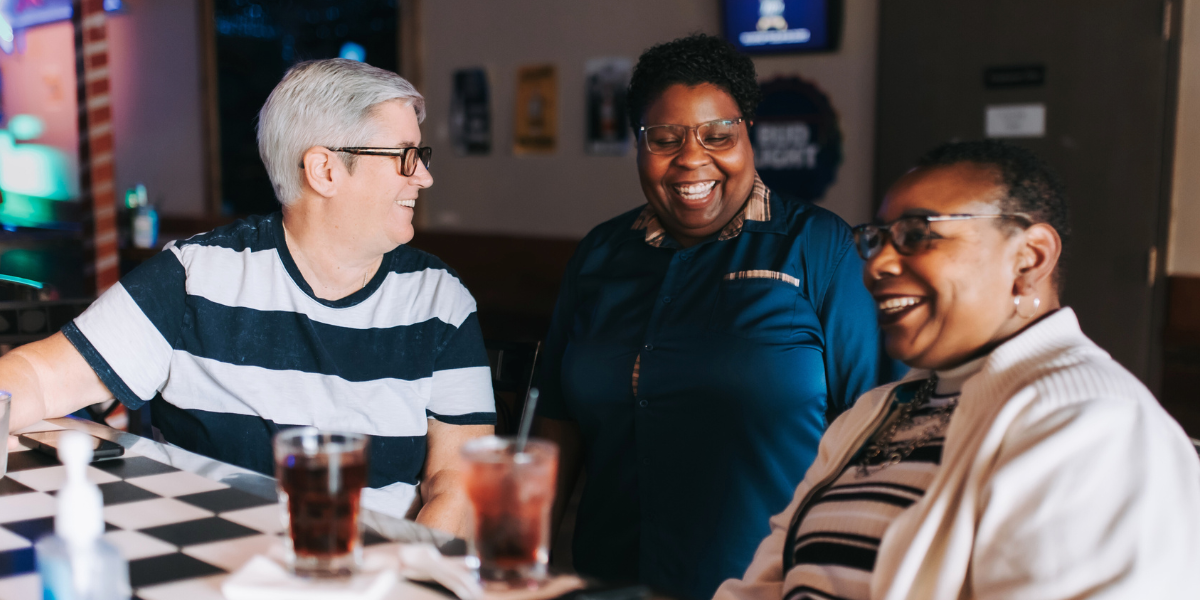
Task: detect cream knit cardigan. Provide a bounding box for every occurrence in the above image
[714,308,1200,600]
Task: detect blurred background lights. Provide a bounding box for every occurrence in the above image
[0,114,77,228]
[8,114,45,141]
[0,16,13,54]
[339,41,365,62]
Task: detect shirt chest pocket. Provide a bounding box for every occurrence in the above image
[709,272,801,338]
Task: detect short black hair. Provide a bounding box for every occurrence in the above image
[627,33,761,134]
[916,139,1072,289]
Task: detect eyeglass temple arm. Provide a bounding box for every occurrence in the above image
[925,214,1003,222]
[925,213,1033,223]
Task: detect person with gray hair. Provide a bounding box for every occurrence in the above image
[258,58,427,206]
[0,58,494,537]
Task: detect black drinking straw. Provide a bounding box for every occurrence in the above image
[515,387,539,454]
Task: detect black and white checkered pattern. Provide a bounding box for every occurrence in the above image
[0,437,387,599]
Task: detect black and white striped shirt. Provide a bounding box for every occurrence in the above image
[63,213,494,517]
[785,357,985,600]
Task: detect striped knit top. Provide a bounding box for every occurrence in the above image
[784,356,986,600]
[63,212,495,518]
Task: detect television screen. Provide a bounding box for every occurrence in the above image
[1,0,121,33]
[723,0,840,54]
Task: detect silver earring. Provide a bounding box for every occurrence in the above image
[1014,294,1041,319]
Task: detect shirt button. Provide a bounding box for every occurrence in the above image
[638,400,648,408]
[644,343,654,351]
[662,296,672,304]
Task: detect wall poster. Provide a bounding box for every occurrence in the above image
[584,57,631,156]
[450,68,491,156]
[513,64,557,155]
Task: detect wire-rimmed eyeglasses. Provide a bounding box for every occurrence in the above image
[638,118,745,155]
[299,146,432,177]
[852,213,1032,260]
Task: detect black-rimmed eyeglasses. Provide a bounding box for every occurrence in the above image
[300,146,433,177]
[638,118,745,155]
[852,213,1032,260]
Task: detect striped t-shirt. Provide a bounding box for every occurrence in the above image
[62,213,495,517]
[784,356,985,600]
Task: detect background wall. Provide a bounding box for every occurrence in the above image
[753,1,877,228]
[107,0,208,217]
[1162,0,1200,437]
[420,0,879,238]
[1,0,879,232]
[0,0,207,217]
[1168,0,1200,276]
[3,0,1191,248]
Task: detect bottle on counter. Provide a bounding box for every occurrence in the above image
[35,431,131,600]
[118,187,140,248]
[130,183,158,250]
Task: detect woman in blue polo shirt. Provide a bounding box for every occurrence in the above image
[535,34,901,600]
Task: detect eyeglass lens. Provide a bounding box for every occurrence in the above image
[854,226,883,260]
[401,147,432,177]
[853,218,933,260]
[644,121,740,154]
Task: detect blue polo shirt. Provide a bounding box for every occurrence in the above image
[538,179,903,600]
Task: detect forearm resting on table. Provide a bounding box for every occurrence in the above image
[415,467,474,538]
[416,420,493,538]
[2,332,111,431]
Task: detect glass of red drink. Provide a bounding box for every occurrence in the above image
[461,436,558,588]
[273,428,369,578]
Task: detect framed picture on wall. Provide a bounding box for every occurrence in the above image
[513,64,557,155]
[584,57,631,156]
[451,68,491,156]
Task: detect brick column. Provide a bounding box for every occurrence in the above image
[73,0,118,295]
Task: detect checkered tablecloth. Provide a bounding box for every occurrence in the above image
[0,434,393,599]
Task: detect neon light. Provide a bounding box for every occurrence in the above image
[0,274,44,289]
[339,41,365,62]
[0,192,61,227]
[0,116,78,228]
[0,144,73,199]
[0,13,13,54]
[8,114,43,141]
[1,0,122,32]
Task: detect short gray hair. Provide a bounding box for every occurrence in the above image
[257,58,426,205]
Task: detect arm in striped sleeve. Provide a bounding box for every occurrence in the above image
[63,247,186,410]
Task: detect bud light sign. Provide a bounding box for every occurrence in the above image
[752,76,842,203]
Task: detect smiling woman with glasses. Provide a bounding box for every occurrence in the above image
[716,140,1200,600]
[533,34,902,600]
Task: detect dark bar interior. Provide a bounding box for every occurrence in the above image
[1,1,1198,598]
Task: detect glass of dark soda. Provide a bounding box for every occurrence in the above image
[461,436,558,588]
[273,428,368,577]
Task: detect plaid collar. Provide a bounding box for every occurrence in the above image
[631,173,771,248]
